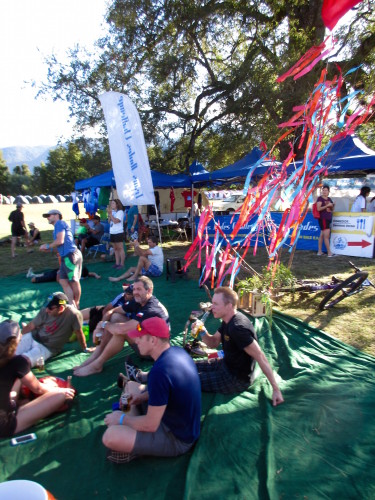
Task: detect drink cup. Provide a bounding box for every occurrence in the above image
[119,392,132,412]
[36,356,45,372]
[95,331,102,346]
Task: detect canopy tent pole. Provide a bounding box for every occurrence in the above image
[191,183,195,242]
[154,203,162,245]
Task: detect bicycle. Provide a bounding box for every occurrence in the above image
[279,261,374,310]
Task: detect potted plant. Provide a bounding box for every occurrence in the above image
[236,263,296,317]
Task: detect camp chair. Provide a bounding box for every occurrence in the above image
[171,220,189,241]
[86,233,111,258]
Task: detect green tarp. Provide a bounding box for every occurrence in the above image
[1,261,375,499]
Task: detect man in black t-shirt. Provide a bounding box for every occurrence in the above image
[195,286,284,405]
[74,276,169,377]
[8,203,29,258]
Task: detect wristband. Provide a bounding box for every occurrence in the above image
[119,413,126,425]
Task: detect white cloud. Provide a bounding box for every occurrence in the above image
[0,0,108,148]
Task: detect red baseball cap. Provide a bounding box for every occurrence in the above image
[127,317,170,339]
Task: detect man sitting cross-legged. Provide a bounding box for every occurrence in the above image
[73,276,169,377]
[103,317,201,464]
[108,235,163,283]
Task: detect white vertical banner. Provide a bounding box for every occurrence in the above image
[99,91,155,206]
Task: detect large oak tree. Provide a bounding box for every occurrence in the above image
[38,0,375,173]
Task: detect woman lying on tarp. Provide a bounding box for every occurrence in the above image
[0,320,75,438]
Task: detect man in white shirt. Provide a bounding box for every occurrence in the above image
[108,235,164,282]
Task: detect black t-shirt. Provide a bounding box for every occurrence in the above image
[0,355,30,413]
[219,311,257,381]
[9,209,25,234]
[122,296,169,326]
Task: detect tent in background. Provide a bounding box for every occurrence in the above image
[75,169,191,191]
[322,135,375,174]
[31,196,43,204]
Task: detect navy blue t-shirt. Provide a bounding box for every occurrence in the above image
[122,296,169,326]
[148,346,201,443]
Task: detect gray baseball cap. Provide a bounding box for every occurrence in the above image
[43,209,62,218]
[0,320,20,344]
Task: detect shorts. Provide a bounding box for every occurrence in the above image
[110,233,124,243]
[133,421,195,458]
[319,218,332,230]
[195,358,251,394]
[0,409,17,438]
[60,250,82,281]
[84,235,100,248]
[89,305,106,333]
[15,332,53,368]
[142,264,163,277]
[12,228,27,238]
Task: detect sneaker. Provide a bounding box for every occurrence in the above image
[328,254,336,258]
[124,361,142,382]
[26,267,34,278]
[317,253,323,256]
[106,449,139,464]
[124,357,148,383]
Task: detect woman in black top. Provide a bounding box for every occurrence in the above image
[0,320,74,438]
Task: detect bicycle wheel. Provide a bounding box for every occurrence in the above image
[319,272,369,310]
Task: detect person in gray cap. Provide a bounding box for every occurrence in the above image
[0,320,75,438]
[16,292,87,367]
[8,202,29,258]
[40,209,83,308]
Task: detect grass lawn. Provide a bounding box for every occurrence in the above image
[1,202,374,355]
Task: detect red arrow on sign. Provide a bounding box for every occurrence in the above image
[348,240,372,248]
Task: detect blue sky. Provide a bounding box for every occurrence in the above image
[0,0,108,148]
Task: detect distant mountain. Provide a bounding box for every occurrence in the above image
[1,145,55,173]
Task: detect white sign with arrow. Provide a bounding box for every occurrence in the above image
[330,213,374,258]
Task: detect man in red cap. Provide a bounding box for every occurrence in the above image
[103,317,201,463]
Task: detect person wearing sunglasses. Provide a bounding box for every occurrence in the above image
[16,292,87,368]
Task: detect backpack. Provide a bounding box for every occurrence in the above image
[312,202,320,219]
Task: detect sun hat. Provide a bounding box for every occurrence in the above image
[127,317,170,339]
[28,222,35,227]
[42,209,62,218]
[0,320,20,344]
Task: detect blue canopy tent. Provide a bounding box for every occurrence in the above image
[75,170,191,190]
[321,135,375,174]
[190,148,277,183]
[285,135,375,179]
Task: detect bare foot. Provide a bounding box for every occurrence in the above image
[127,276,138,282]
[74,363,103,377]
[108,276,120,282]
[73,354,96,371]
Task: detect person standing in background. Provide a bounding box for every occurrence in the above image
[317,185,335,257]
[351,186,371,213]
[125,205,139,240]
[108,199,126,270]
[8,203,28,258]
[40,209,83,308]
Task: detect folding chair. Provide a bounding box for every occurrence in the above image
[86,233,111,258]
[172,221,189,241]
